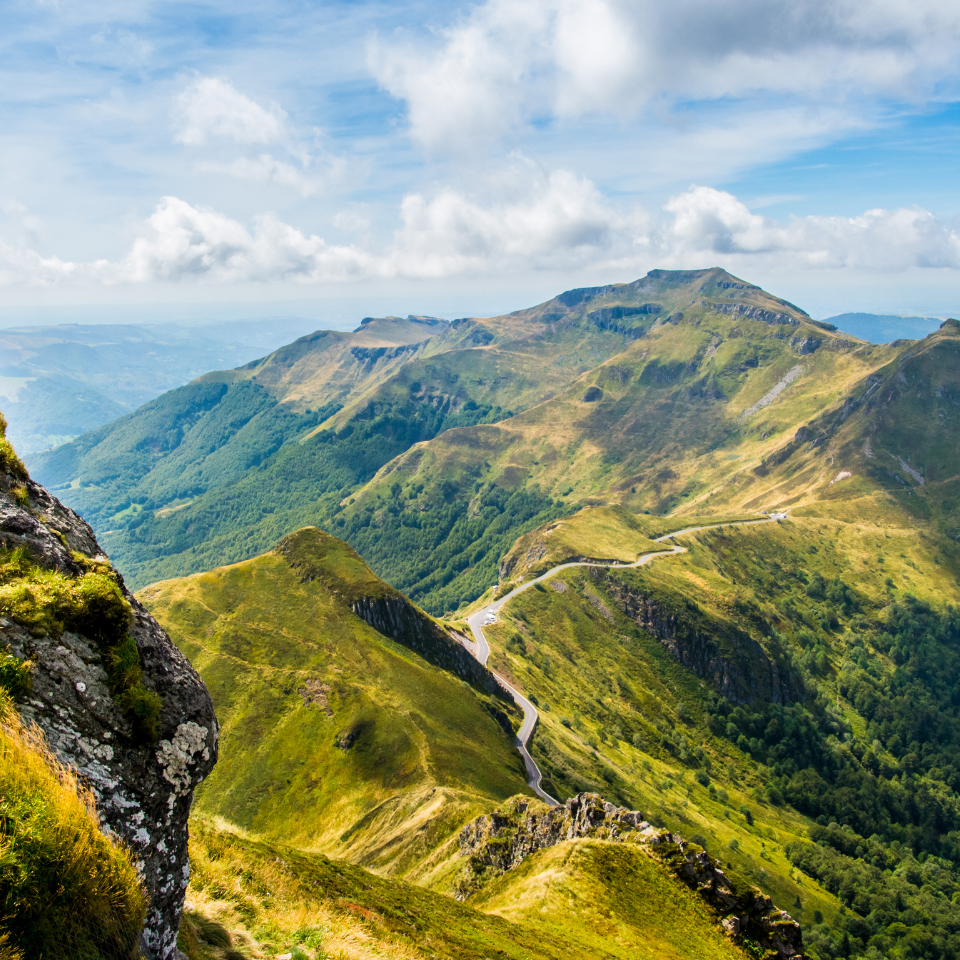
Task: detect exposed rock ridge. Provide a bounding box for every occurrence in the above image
[697,300,800,325]
[0,469,217,959]
[459,793,805,960]
[589,569,801,704]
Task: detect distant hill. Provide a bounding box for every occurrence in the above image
[824,311,944,343]
[28,268,960,618]
[139,525,527,877]
[0,317,326,454]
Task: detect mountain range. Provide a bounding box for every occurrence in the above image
[4,267,960,960]
[0,317,323,455]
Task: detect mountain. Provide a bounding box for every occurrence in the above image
[33,267,885,613]
[140,526,784,960]
[138,525,528,881]
[0,317,323,454]
[825,312,944,343]
[16,269,960,959]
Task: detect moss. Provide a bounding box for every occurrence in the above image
[0,651,31,700]
[118,684,163,743]
[0,548,162,740]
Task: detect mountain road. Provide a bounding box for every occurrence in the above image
[464,516,783,806]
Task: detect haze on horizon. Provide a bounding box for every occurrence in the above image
[2,0,960,322]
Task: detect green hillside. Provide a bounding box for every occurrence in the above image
[138,526,529,882]
[472,503,960,959]
[34,267,900,617]
[143,528,768,960]
[179,816,753,960]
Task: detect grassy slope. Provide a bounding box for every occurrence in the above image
[472,840,744,960]
[0,693,145,958]
[496,505,760,595]
[470,465,960,943]
[138,528,530,885]
[180,818,748,960]
[479,556,841,927]
[148,529,754,960]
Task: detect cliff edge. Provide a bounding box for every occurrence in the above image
[0,418,217,959]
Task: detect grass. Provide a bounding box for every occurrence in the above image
[480,554,842,926]
[180,817,749,960]
[473,840,744,960]
[0,546,161,742]
[0,690,145,959]
[495,505,762,596]
[139,530,531,883]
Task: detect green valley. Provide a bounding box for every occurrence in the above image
[9,268,960,960]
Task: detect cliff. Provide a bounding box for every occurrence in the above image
[458,793,805,960]
[590,568,803,705]
[0,423,217,959]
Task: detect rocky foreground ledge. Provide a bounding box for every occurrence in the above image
[0,450,217,959]
[458,792,805,960]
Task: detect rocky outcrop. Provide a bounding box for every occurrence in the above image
[590,570,801,705]
[350,593,508,700]
[698,300,800,326]
[0,465,217,959]
[459,793,805,960]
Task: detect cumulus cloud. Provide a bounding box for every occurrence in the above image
[662,187,960,270]
[386,167,650,276]
[2,181,959,287]
[174,77,286,145]
[113,196,373,283]
[370,0,960,150]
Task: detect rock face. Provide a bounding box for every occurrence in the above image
[459,793,805,960]
[589,569,802,705]
[350,592,506,697]
[0,469,217,959]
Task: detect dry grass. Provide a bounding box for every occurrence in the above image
[0,690,145,958]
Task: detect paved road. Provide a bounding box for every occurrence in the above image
[464,516,782,806]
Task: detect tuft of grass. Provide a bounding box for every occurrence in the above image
[0,690,146,956]
[0,414,27,484]
[0,547,162,741]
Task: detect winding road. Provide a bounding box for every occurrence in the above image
[465,516,785,805]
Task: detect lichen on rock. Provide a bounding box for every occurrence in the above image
[0,438,217,960]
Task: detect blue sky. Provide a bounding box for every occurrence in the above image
[1,0,959,321]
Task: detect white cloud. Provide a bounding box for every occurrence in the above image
[387,166,649,276]
[662,186,960,270]
[1,181,959,288]
[174,77,286,146]
[113,196,373,283]
[370,0,960,151]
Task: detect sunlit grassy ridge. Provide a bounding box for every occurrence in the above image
[180,816,750,960]
[0,691,145,959]
[139,528,530,883]
[472,839,744,960]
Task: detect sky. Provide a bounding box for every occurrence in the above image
[1,0,960,322]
